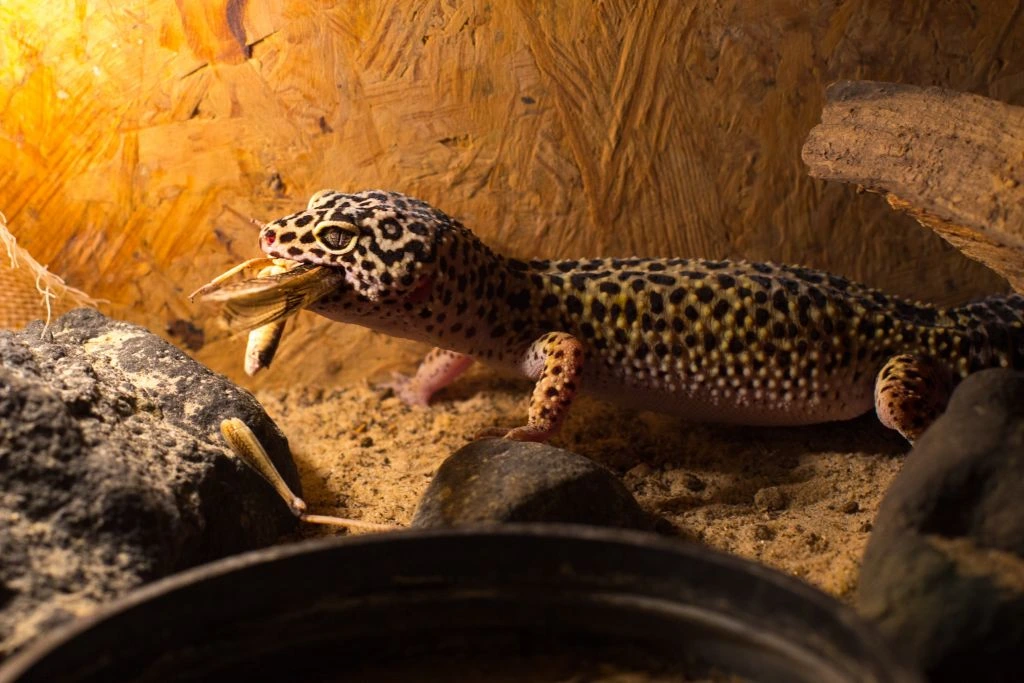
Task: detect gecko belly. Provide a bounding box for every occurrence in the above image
[577,367,876,427]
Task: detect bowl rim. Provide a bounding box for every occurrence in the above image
[0,523,922,682]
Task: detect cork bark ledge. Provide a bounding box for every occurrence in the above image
[802,80,1024,293]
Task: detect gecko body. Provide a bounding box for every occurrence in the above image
[257,189,1024,442]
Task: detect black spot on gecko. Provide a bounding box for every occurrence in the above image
[807,287,827,308]
[712,300,730,320]
[649,291,664,314]
[624,299,638,325]
[788,266,823,284]
[827,275,850,291]
[647,274,677,286]
[506,290,531,310]
[772,290,789,313]
[571,274,590,291]
[780,278,800,295]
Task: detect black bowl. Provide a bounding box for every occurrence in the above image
[0,524,921,682]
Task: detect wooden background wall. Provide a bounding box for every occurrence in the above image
[1,1,1021,389]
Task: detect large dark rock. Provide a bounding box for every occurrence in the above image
[857,369,1024,683]
[411,438,652,530]
[0,308,299,657]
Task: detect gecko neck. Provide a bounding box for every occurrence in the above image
[406,226,545,359]
[311,220,545,362]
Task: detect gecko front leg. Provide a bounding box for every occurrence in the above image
[477,331,585,442]
[384,347,475,406]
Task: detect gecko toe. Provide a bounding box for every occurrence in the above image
[474,424,556,443]
[378,372,431,407]
[472,426,512,440]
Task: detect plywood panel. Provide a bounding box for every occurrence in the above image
[0,0,1021,388]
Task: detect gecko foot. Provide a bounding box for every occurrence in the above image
[378,372,432,407]
[378,348,475,408]
[473,424,556,443]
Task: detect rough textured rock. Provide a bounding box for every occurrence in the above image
[0,308,299,658]
[411,438,651,530]
[857,369,1024,683]
[803,81,1024,293]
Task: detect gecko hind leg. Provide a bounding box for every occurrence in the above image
[476,331,585,443]
[382,347,474,407]
[874,353,954,443]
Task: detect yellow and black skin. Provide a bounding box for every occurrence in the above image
[255,189,1024,443]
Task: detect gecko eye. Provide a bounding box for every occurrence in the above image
[314,221,359,253]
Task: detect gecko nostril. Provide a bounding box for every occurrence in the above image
[265,233,276,245]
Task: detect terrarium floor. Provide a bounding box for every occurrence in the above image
[256,365,905,601]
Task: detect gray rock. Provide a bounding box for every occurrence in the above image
[857,368,1024,683]
[411,438,651,530]
[0,308,299,657]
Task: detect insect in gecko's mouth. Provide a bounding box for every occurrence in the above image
[192,257,349,333]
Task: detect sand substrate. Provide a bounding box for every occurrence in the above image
[256,365,906,601]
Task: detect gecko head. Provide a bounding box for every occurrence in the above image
[259,189,446,301]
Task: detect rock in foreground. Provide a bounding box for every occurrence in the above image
[412,438,651,530]
[0,309,299,657]
[857,369,1024,683]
